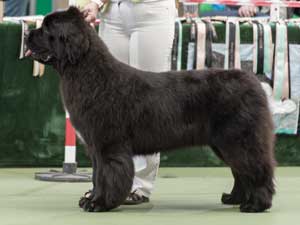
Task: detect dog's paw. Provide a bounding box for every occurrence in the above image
[239,202,270,213]
[81,198,95,212]
[79,192,110,212]
[240,203,261,213]
[221,192,243,205]
[79,190,93,208]
[81,198,110,212]
[79,196,89,208]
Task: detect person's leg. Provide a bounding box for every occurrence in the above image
[98,3,130,64]
[125,0,176,201]
[129,0,176,72]
[4,0,29,16]
[131,154,160,198]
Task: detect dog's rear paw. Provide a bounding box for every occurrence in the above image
[221,192,244,205]
[239,202,271,213]
[239,187,273,213]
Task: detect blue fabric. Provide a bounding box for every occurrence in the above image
[201,6,268,17]
[4,0,29,16]
[212,4,225,11]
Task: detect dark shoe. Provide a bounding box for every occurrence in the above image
[123,191,149,205]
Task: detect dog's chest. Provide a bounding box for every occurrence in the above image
[60,82,88,145]
[60,79,87,117]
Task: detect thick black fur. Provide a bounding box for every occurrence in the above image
[26,7,276,213]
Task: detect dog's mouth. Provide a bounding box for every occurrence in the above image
[25,49,54,63]
[25,49,33,57]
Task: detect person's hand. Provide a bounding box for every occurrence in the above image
[83,2,100,23]
[238,5,258,17]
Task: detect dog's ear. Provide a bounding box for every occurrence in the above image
[55,19,89,65]
[61,32,86,64]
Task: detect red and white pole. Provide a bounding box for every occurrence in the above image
[63,111,77,174]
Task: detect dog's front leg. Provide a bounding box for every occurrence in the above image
[79,154,97,208]
[81,144,134,212]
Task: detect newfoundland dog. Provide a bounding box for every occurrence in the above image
[26,7,276,213]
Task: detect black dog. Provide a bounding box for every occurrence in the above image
[26,7,276,213]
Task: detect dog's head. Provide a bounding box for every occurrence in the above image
[26,7,90,66]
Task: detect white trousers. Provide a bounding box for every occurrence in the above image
[99,0,176,197]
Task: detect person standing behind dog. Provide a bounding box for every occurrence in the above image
[83,0,176,204]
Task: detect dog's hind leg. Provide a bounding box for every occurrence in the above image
[211,146,246,205]
[222,144,275,213]
[236,158,275,213]
[211,107,275,212]
[82,144,134,212]
[221,170,246,205]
